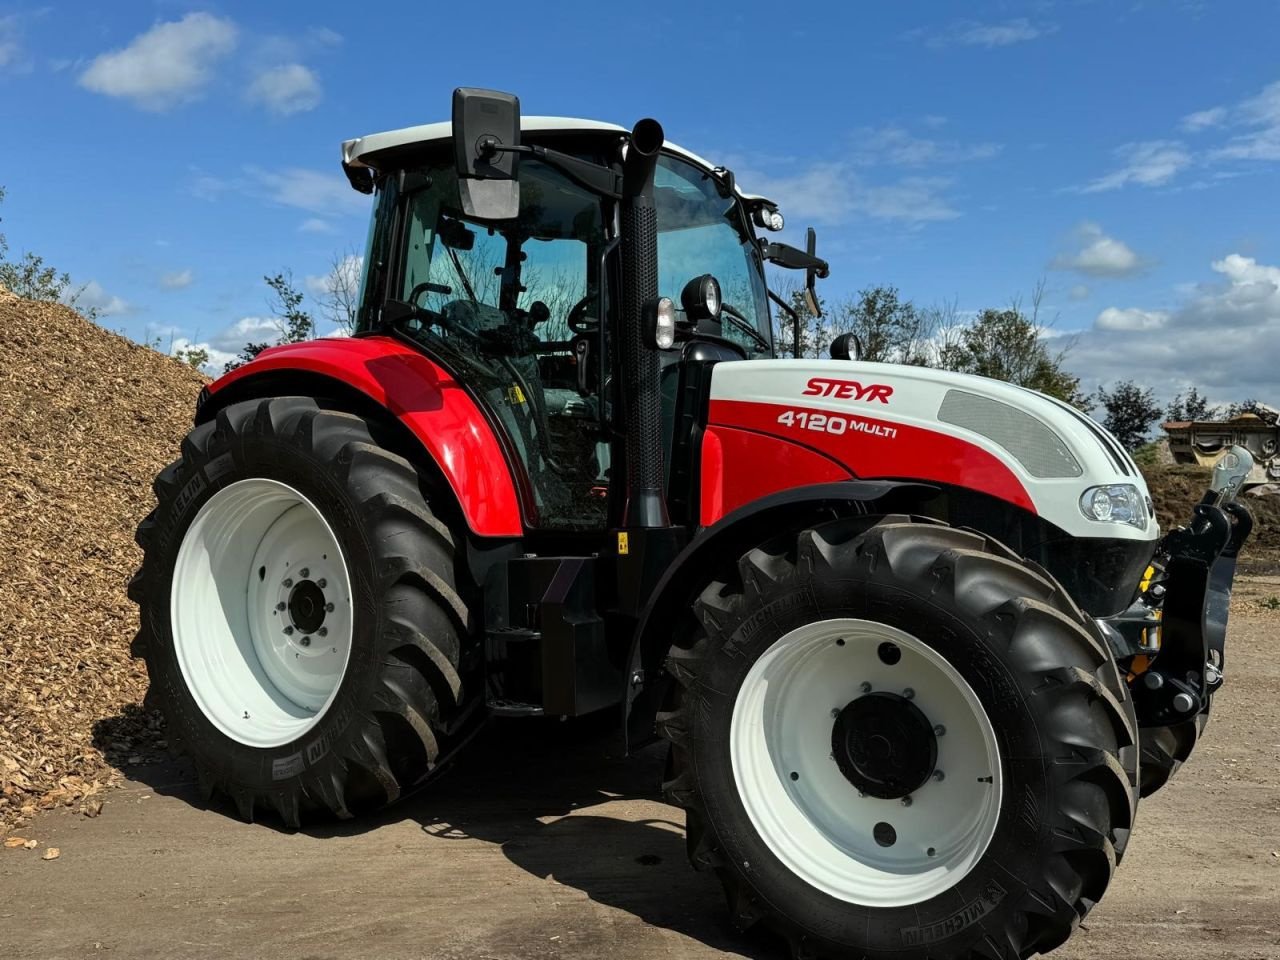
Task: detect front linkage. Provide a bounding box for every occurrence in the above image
[1106,446,1254,754]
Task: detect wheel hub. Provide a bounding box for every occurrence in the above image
[831,692,937,799]
[287,579,327,635]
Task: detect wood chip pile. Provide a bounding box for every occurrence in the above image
[0,286,205,834]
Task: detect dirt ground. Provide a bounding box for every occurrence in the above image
[3,578,1279,960]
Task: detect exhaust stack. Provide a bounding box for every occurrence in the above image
[618,119,669,529]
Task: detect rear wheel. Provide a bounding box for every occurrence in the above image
[660,516,1139,960]
[130,397,477,824]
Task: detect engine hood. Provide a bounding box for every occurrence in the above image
[706,359,1155,542]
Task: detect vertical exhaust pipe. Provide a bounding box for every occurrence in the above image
[619,119,669,529]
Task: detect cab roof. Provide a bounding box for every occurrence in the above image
[341,116,773,206]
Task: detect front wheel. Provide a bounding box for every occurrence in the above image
[659,517,1139,960]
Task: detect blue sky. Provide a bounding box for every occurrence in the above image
[1,1,1278,403]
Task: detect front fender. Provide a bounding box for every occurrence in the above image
[204,335,524,538]
[623,479,936,752]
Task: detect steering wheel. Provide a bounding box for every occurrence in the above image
[400,284,483,344]
[567,292,599,334]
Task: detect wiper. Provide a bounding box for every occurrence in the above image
[446,245,479,303]
[721,303,771,353]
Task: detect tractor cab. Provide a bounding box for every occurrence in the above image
[341,105,810,531]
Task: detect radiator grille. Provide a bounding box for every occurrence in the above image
[938,390,1083,478]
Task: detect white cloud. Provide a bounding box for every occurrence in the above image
[1181,106,1227,132]
[167,336,233,372]
[71,280,130,317]
[0,14,25,71]
[1080,140,1192,193]
[919,19,1056,49]
[305,254,363,298]
[1050,223,1146,278]
[853,126,1001,167]
[207,315,282,354]
[249,166,370,216]
[246,63,321,115]
[79,13,238,111]
[159,269,193,290]
[1069,252,1280,403]
[299,218,337,234]
[1069,284,1091,301]
[1095,306,1169,331]
[1209,79,1280,162]
[739,162,959,226]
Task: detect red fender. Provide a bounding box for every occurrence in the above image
[209,336,524,538]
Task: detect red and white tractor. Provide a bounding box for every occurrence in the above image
[130,89,1253,960]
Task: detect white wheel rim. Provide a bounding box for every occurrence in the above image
[170,478,354,748]
[730,618,1003,907]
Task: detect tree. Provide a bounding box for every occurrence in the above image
[0,185,99,318]
[316,249,361,334]
[936,297,1084,406]
[224,271,314,373]
[1224,398,1274,420]
[834,285,929,364]
[1095,380,1163,451]
[173,345,210,369]
[1166,387,1218,422]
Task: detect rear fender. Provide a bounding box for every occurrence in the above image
[623,480,936,752]
[200,336,524,538]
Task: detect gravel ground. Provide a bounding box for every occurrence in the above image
[2,578,1278,960]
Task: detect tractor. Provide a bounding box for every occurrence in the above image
[130,88,1254,960]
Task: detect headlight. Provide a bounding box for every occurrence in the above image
[1079,484,1147,529]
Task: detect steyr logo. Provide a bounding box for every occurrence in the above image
[801,377,893,403]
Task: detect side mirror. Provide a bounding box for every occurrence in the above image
[452,87,521,220]
[803,226,823,318]
[830,332,862,361]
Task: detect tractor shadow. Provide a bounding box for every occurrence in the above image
[401,716,773,957]
[94,709,773,958]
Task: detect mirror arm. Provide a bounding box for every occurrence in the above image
[485,142,622,199]
[759,241,830,278]
[767,289,803,359]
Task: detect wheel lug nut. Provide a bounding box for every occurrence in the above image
[283,626,294,636]
[300,636,311,647]
[283,578,293,588]
[276,602,286,612]
[318,627,328,637]
[317,578,327,589]
[933,725,946,737]
[903,687,915,700]
[300,568,310,578]
[830,708,841,719]
[901,796,913,807]
[325,602,335,613]
[932,770,946,782]
[859,682,872,694]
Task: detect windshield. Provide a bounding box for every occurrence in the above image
[654,156,772,357]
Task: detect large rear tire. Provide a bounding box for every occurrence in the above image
[659,516,1139,960]
[130,397,477,825]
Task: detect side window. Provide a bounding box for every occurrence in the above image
[393,162,609,530]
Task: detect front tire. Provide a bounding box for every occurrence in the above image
[660,516,1139,960]
[130,397,476,825]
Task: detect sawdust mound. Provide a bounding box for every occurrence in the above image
[0,286,205,833]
